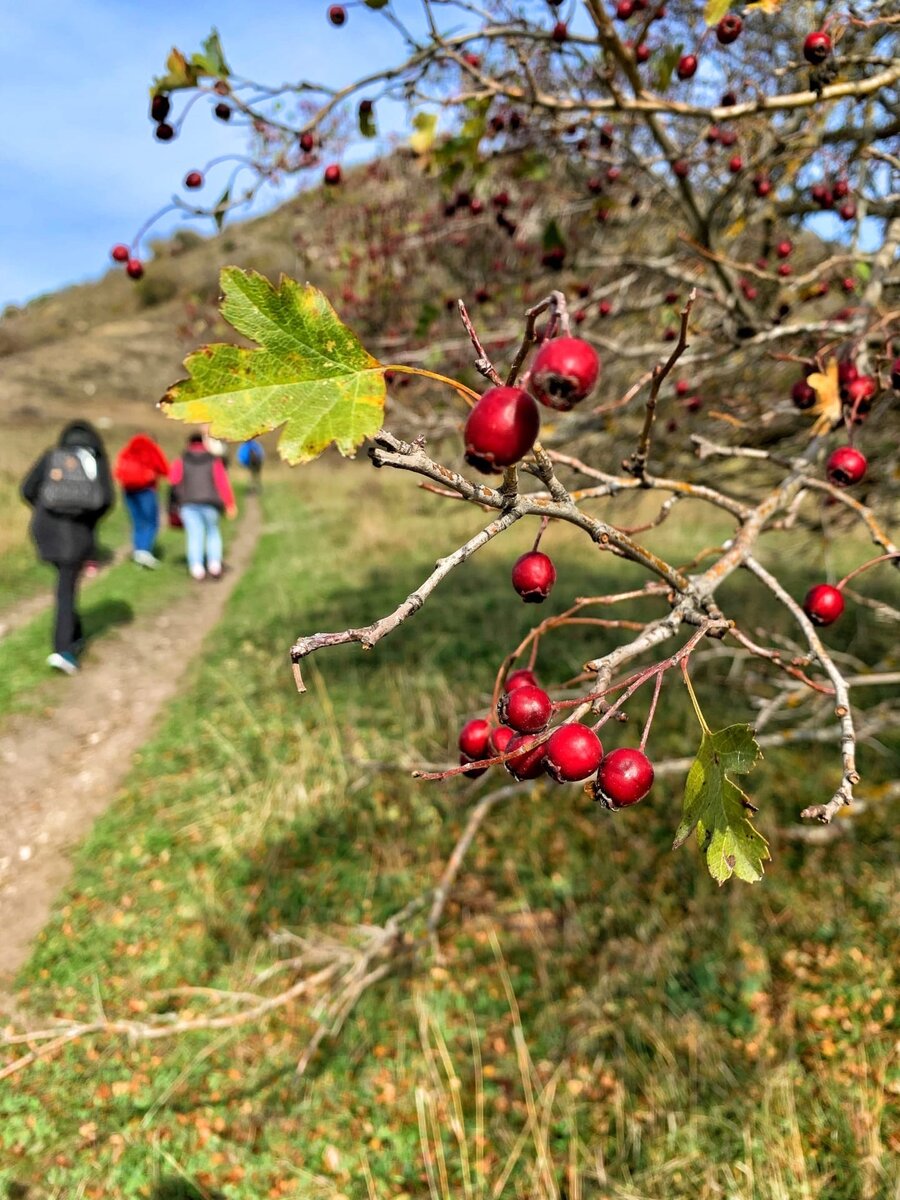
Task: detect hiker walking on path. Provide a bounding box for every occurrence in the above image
[20,420,115,675]
[113,433,169,568]
[237,439,265,493]
[169,433,237,581]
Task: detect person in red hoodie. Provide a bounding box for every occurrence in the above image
[114,433,170,568]
[169,433,237,580]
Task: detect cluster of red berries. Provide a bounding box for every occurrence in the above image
[458,669,655,807]
[463,336,601,472]
[109,243,143,280]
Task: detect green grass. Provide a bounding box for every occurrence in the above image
[1,465,897,1200]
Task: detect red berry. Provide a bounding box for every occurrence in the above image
[154,122,175,141]
[214,102,231,121]
[598,299,612,317]
[791,378,816,410]
[300,131,315,153]
[675,379,690,396]
[511,551,557,603]
[891,357,900,390]
[607,166,622,182]
[150,93,170,123]
[665,291,678,304]
[833,180,850,199]
[718,129,738,147]
[328,4,346,26]
[753,175,772,197]
[677,54,698,80]
[529,336,601,411]
[184,170,203,189]
[464,386,540,473]
[491,725,516,754]
[110,244,129,263]
[459,718,491,759]
[839,202,857,222]
[720,90,737,106]
[462,52,481,68]
[803,584,844,626]
[841,277,855,294]
[126,258,144,280]
[545,724,603,783]
[505,668,538,693]
[593,748,654,809]
[705,126,721,144]
[616,0,634,17]
[776,239,793,258]
[460,753,489,779]
[634,43,651,63]
[504,734,548,780]
[716,13,742,44]
[826,446,867,487]
[728,155,743,174]
[846,375,876,406]
[672,159,689,179]
[804,31,832,65]
[777,264,792,278]
[498,685,553,734]
[324,163,342,185]
[551,21,568,43]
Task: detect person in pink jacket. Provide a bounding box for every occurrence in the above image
[169,433,237,580]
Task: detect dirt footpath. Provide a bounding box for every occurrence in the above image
[0,500,261,997]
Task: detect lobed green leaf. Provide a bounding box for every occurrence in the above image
[161,268,386,464]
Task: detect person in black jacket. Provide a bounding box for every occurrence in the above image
[20,420,114,674]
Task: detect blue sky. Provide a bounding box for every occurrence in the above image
[0,1,421,308]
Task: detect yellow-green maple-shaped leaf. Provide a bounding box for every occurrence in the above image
[161,268,385,464]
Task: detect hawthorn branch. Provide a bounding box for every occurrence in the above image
[744,556,859,823]
[290,503,522,692]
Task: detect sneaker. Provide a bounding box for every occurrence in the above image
[47,652,79,675]
[133,550,160,569]
[207,562,222,579]
[189,564,206,581]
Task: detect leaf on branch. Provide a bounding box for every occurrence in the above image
[806,356,843,436]
[161,268,386,464]
[673,724,769,884]
[191,29,230,78]
[654,43,683,92]
[703,0,732,25]
[152,48,200,94]
[410,112,438,156]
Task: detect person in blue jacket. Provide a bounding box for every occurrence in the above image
[237,439,265,493]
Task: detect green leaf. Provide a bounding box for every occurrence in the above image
[191,29,230,78]
[358,101,377,139]
[673,724,769,884]
[364,0,390,7]
[212,185,231,232]
[704,0,732,24]
[161,269,386,464]
[542,218,566,252]
[152,48,200,94]
[654,42,683,91]
[410,112,438,156]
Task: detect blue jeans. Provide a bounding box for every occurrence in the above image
[124,488,159,553]
[180,504,223,570]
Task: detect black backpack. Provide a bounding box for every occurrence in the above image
[39,448,106,516]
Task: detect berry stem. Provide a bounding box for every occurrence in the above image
[457,300,504,386]
[639,670,664,752]
[836,551,900,590]
[531,516,551,553]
